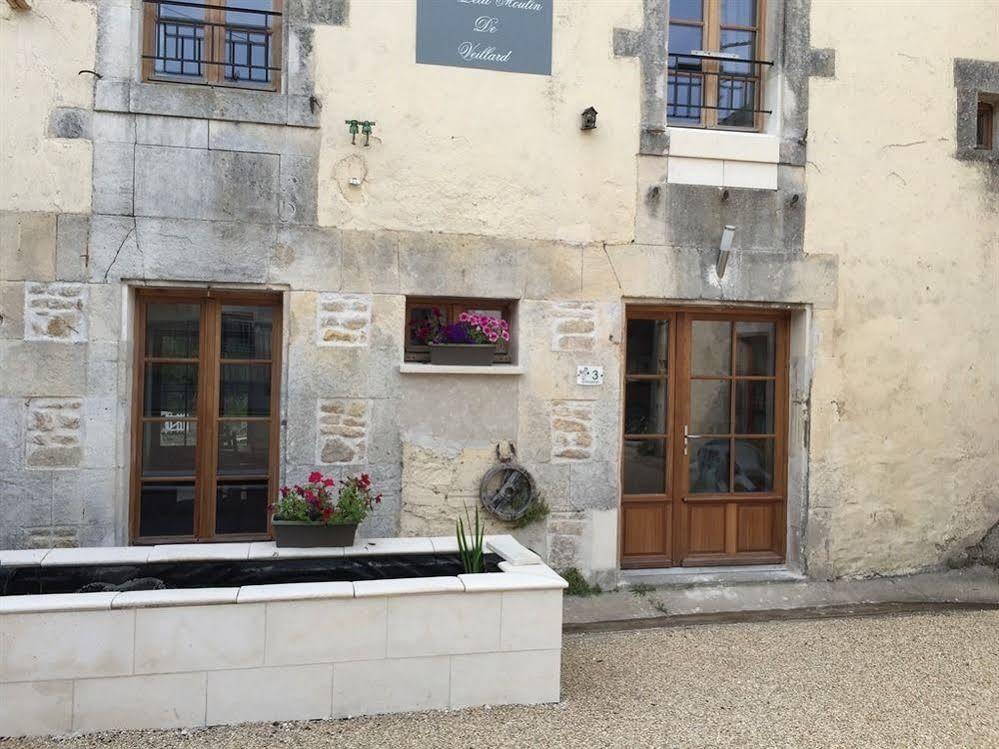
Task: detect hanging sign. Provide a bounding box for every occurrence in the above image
[415,0,553,76]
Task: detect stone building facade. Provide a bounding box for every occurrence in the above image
[1,0,996,583]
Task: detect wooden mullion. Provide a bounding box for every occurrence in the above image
[141,2,157,81]
[129,297,148,542]
[202,298,222,539]
[672,312,690,564]
[207,3,224,84]
[704,0,721,128]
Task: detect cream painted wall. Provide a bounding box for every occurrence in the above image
[805,0,999,576]
[314,0,642,243]
[0,0,95,213]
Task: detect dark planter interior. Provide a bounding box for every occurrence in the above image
[428,343,495,366]
[0,553,503,596]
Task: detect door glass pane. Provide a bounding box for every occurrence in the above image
[671,0,703,21]
[623,439,667,495]
[145,303,199,357]
[690,380,730,434]
[735,380,774,434]
[216,480,269,535]
[220,364,271,417]
[733,439,773,492]
[626,319,669,374]
[139,482,195,537]
[691,321,731,375]
[625,380,668,435]
[218,420,269,475]
[221,306,273,360]
[142,421,197,476]
[144,363,198,417]
[689,438,729,493]
[722,0,757,27]
[735,321,775,375]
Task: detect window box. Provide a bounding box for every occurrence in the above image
[428,343,496,367]
[405,297,516,366]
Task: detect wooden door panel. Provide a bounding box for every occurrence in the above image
[687,503,726,554]
[737,503,775,552]
[621,502,670,559]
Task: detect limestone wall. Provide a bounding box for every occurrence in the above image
[804,0,999,576]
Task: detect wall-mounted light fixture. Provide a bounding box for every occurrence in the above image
[580,106,598,130]
[716,225,736,278]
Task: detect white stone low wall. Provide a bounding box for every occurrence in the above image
[0,536,566,737]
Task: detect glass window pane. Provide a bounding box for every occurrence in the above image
[717,78,757,128]
[142,421,197,476]
[689,438,729,493]
[668,72,703,123]
[691,320,731,375]
[690,380,730,434]
[722,0,757,26]
[733,439,773,492]
[159,3,205,20]
[625,380,668,435]
[220,364,271,417]
[144,363,198,417]
[221,306,273,359]
[218,420,270,475]
[139,482,195,537]
[155,6,205,78]
[626,319,669,374]
[735,321,775,375]
[145,303,199,357]
[668,24,704,63]
[735,380,775,434]
[216,480,269,535]
[670,0,703,21]
[408,306,437,346]
[225,0,271,27]
[720,29,755,63]
[623,439,667,495]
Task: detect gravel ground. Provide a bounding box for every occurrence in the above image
[9,610,998,749]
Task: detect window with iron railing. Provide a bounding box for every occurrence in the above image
[142,0,283,91]
[667,0,771,130]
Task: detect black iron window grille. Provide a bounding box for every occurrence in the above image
[142,0,282,89]
[668,51,773,129]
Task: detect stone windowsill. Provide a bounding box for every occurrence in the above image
[398,363,524,376]
[666,127,780,190]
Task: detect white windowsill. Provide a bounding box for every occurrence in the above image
[398,363,524,376]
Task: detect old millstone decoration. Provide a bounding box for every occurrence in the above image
[480,442,538,522]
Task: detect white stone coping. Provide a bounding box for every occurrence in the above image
[0,536,566,613]
[666,126,780,163]
[398,363,524,375]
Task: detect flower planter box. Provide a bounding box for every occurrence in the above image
[272,519,358,548]
[0,536,566,737]
[428,343,495,366]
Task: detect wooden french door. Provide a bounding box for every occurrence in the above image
[620,307,789,568]
[130,289,282,544]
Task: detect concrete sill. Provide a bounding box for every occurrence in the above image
[398,363,523,376]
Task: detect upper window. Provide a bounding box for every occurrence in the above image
[142,0,283,91]
[667,0,769,130]
[977,101,994,150]
[405,298,515,364]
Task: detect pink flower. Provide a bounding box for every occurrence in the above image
[308,471,323,483]
[501,330,510,341]
[487,331,499,342]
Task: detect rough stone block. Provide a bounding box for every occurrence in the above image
[0,282,25,341]
[0,212,57,281]
[280,154,319,224]
[94,79,129,113]
[95,0,134,80]
[25,397,84,468]
[550,400,595,462]
[340,231,402,293]
[135,115,209,149]
[569,461,619,510]
[91,112,136,144]
[287,0,350,25]
[87,215,141,283]
[130,81,213,120]
[285,95,322,128]
[208,120,320,156]
[0,341,88,397]
[317,398,370,464]
[548,301,597,352]
[55,214,89,281]
[524,243,584,299]
[212,88,288,126]
[134,145,280,223]
[317,292,372,347]
[1,472,53,528]
[92,141,134,215]
[136,217,275,283]
[398,235,525,298]
[270,225,342,291]
[23,283,88,342]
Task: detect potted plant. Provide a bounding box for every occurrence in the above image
[270,471,380,547]
[411,308,510,366]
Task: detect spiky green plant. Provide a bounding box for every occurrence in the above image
[456,504,485,574]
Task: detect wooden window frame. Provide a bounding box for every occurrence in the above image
[404,297,516,365]
[668,0,768,132]
[129,288,283,545]
[141,0,283,92]
[977,100,994,150]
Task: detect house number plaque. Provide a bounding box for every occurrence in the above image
[415,0,553,76]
